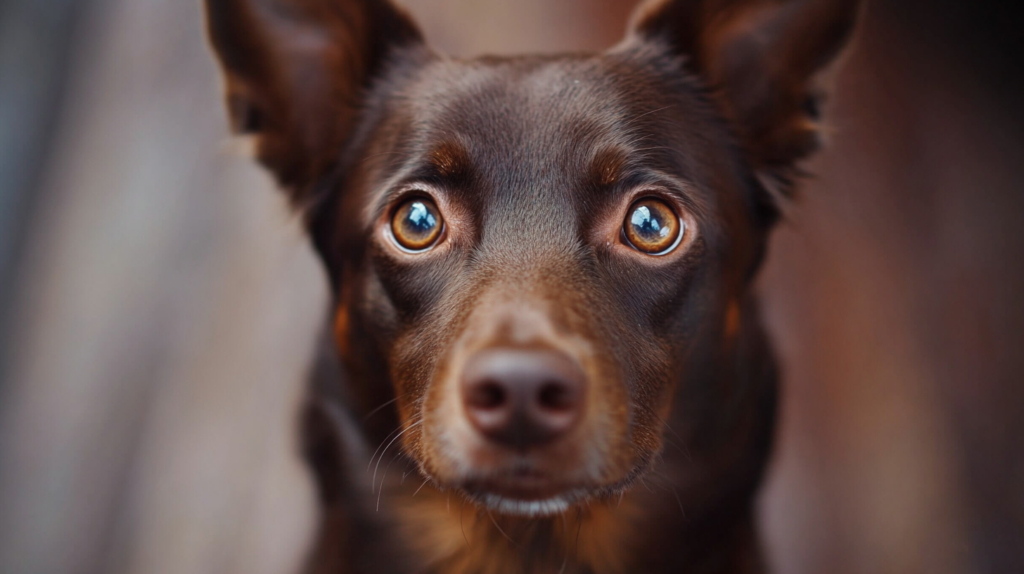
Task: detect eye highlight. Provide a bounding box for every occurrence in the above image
[623,198,682,255]
[391,197,443,251]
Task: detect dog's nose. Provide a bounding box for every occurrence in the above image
[461,348,585,448]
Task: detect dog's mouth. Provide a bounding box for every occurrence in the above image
[435,458,649,517]
[410,411,656,517]
[458,467,594,516]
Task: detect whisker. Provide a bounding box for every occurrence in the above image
[367,422,408,474]
[671,487,687,519]
[372,419,422,497]
[362,394,406,422]
[646,462,689,520]
[640,476,655,494]
[377,449,410,512]
[638,403,692,462]
[401,456,416,484]
[413,477,431,497]
[487,510,518,548]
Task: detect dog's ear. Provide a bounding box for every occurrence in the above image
[626,0,861,191]
[204,0,424,201]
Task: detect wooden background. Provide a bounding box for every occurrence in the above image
[1,1,1021,573]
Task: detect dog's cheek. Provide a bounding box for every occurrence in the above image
[616,265,728,469]
[389,329,439,414]
[562,296,658,483]
[332,266,415,431]
[589,273,689,467]
[386,308,468,479]
[622,334,674,466]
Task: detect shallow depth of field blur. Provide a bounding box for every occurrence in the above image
[1,1,1022,573]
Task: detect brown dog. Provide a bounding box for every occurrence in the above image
[203,0,860,572]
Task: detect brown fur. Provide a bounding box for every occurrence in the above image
[202,1,861,572]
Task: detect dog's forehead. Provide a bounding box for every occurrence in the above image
[410,56,645,162]
[386,55,717,201]
[393,57,671,240]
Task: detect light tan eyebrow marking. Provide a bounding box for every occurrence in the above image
[429,140,470,178]
[589,146,628,187]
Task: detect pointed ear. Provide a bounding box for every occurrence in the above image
[627,0,861,191]
[203,0,424,201]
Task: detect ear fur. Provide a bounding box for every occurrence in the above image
[203,0,425,202]
[627,0,862,194]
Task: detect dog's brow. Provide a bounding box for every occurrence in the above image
[428,140,470,179]
[589,147,629,187]
[362,140,472,229]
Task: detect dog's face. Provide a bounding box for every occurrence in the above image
[206,0,858,516]
[339,56,746,514]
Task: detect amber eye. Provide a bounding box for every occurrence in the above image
[623,198,682,255]
[391,197,443,251]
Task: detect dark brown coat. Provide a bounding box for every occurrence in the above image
[203,1,860,572]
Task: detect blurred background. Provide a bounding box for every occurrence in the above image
[1,1,1022,573]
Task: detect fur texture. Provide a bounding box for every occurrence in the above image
[202,1,860,572]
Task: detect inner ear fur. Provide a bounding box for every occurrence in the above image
[203,0,425,201]
[627,0,862,193]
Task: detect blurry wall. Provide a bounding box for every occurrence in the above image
[0,1,1021,574]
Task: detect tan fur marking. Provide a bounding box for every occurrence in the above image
[590,147,627,187]
[725,300,741,341]
[429,141,470,178]
[333,305,350,357]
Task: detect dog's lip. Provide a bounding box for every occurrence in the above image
[451,456,653,515]
[462,468,584,505]
[469,491,582,517]
[461,475,590,517]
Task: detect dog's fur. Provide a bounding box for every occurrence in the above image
[203,1,860,572]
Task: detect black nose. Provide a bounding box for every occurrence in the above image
[461,348,585,448]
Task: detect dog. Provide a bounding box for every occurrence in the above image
[203,0,860,572]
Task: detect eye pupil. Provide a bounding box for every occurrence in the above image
[623,198,682,254]
[392,197,443,251]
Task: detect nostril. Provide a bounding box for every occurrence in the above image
[468,380,506,410]
[537,381,575,411]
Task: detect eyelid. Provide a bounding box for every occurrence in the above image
[366,177,444,232]
[620,181,697,213]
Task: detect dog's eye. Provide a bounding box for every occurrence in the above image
[623,198,682,255]
[392,197,443,251]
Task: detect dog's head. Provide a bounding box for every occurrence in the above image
[206,0,858,516]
